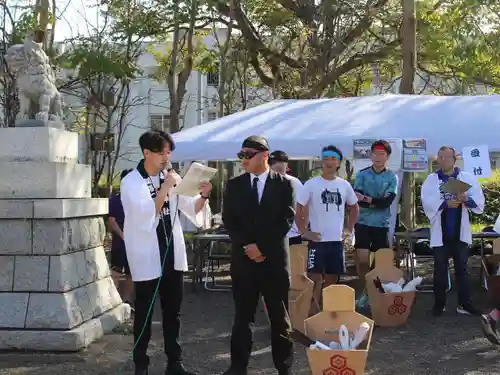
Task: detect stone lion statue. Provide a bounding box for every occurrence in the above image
[5,32,64,125]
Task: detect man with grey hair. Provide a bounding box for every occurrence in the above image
[421,145,484,317]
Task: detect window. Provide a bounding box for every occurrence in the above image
[150,114,171,131]
[230,49,241,62]
[90,132,115,152]
[207,111,217,122]
[207,62,219,87]
[150,114,184,131]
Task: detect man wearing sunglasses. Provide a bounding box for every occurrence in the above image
[222,136,296,375]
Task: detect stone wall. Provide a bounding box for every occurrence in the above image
[0,127,130,351]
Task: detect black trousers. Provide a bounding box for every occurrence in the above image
[433,241,471,308]
[230,263,293,372]
[133,262,184,367]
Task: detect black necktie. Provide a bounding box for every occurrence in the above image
[252,177,259,204]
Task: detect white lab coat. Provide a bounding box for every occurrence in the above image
[121,169,205,281]
[421,170,484,248]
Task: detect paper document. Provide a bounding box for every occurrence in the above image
[173,162,217,197]
[440,179,471,195]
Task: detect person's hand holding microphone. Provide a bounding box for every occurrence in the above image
[154,165,180,214]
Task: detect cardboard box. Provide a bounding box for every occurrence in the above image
[481,239,500,309]
[289,243,314,333]
[290,242,309,288]
[365,248,416,327]
[304,285,374,375]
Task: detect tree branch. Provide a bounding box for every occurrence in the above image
[306,38,401,97]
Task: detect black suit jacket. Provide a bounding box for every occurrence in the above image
[222,170,296,273]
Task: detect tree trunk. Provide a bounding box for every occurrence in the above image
[167,0,197,133]
[399,0,417,229]
[399,0,416,95]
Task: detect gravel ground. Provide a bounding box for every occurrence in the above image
[1,269,500,375]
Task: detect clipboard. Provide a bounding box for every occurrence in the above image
[440,179,471,195]
[172,162,217,197]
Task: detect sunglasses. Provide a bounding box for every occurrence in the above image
[237,151,262,160]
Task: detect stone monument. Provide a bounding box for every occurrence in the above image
[4,32,65,128]
[0,34,130,351]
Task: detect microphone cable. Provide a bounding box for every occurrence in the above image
[116,169,181,374]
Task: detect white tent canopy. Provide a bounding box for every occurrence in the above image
[171,94,500,161]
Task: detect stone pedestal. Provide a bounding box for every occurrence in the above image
[15,118,65,129]
[0,127,130,351]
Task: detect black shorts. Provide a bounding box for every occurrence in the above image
[110,246,130,275]
[288,235,303,246]
[354,223,389,252]
[307,241,345,275]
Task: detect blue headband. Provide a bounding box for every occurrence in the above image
[322,150,342,160]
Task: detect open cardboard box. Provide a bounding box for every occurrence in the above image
[365,248,415,327]
[304,285,374,375]
[289,243,314,333]
[481,239,500,308]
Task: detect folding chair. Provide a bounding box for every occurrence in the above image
[407,228,451,293]
[204,240,231,291]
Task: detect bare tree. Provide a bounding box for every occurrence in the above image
[60,5,146,194]
[207,28,260,116]
[148,0,204,133]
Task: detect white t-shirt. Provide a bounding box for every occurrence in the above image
[297,176,357,242]
[283,174,304,238]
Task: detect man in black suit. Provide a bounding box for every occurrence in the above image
[221,136,296,375]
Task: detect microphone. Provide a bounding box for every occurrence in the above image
[164,162,180,187]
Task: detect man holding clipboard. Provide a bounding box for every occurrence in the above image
[421,146,485,317]
[121,131,213,375]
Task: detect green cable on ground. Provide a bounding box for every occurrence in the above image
[116,205,178,375]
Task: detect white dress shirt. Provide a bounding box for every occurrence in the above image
[250,169,269,202]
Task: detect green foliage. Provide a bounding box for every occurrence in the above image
[477,170,500,224]
[11,11,38,44]
[147,31,216,80]
[6,7,55,45]
[58,39,140,82]
[418,0,500,92]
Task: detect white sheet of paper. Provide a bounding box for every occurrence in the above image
[173,162,218,197]
[462,145,492,178]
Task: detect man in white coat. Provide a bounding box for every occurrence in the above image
[121,130,212,375]
[421,146,484,317]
